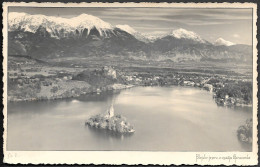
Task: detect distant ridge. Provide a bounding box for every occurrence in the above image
[8,12,251,63]
[170,28,206,43]
[214,38,235,46]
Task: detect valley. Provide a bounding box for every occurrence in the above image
[8,55,252,108]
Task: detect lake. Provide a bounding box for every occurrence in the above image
[7,86,252,151]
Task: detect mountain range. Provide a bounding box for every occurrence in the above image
[8,12,252,63]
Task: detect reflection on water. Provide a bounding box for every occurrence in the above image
[76,90,120,102]
[7,86,252,151]
[86,126,134,140]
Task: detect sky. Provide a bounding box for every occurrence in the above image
[9,7,253,45]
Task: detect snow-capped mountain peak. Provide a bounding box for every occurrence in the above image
[8,12,28,20]
[71,13,113,29]
[171,28,205,43]
[8,12,113,38]
[116,24,137,35]
[214,38,235,46]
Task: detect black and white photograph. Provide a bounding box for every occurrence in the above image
[2,2,258,165]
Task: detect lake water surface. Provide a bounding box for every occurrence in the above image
[7,86,252,151]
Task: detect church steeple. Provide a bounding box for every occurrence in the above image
[107,103,114,118]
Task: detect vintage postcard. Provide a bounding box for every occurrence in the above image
[2,2,258,165]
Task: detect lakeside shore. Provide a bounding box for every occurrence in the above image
[8,83,135,102]
[7,82,252,109]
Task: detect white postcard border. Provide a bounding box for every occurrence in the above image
[2,2,258,165]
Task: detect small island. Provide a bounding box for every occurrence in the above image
[85,104,135,134]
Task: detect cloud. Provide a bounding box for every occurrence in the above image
[233,34,240,38]
[99,9,250,27]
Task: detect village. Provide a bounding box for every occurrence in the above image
[120,67,252,107]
